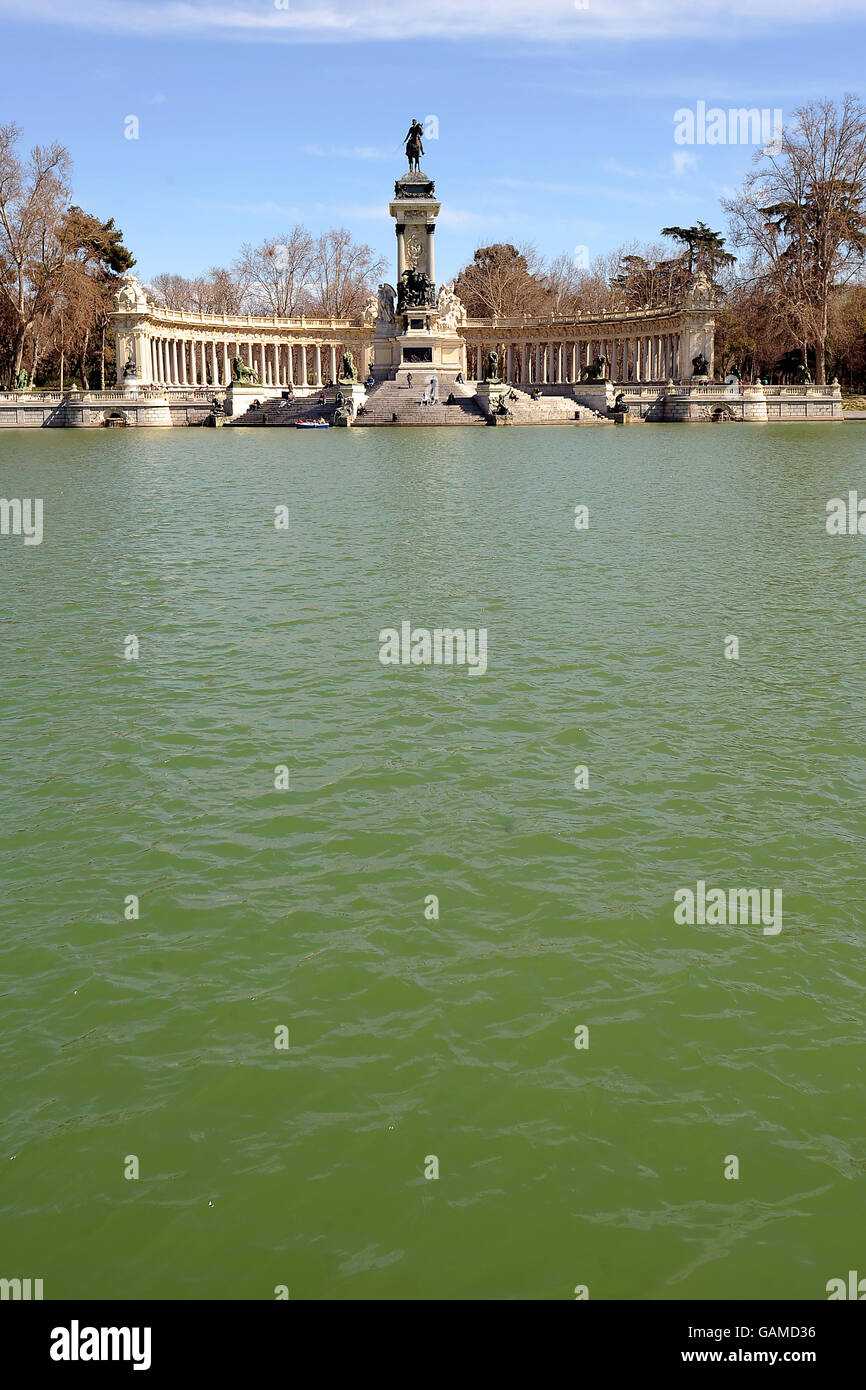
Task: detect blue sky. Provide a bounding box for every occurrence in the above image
[2,0,865,283]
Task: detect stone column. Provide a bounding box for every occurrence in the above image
[287,344,295,385]
[298,344,307,387]
[314,343,322,386]
[329,345,337,384]
[507,344,514,381]
[395,223,406,282]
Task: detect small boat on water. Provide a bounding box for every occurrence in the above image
[296,419,329,429]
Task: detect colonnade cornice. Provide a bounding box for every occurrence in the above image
[119,310,366,333]
[462,307,705,334]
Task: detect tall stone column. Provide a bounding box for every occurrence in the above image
[298,344,307,387]
[287,344,295,385]
[507,344,514,381]
[315,344,322,387]
[329,345,337,383]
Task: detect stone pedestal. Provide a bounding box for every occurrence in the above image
[122,373,143,398]
[475,380,511,419]
[335,381,367,422]
[571,381,617,415]
[224,382,266,418]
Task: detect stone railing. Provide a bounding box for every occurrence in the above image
[462,303,699,331]
[664,383,841,397]
[0,390,64,402]
[145,307,361,330]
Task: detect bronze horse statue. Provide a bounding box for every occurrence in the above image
[404,120,424,173]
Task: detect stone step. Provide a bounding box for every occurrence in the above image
[227,394,338,426]
[353,378,486,426]
[497,388,610,424]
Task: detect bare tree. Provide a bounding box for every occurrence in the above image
[145,267,245,314]
[233,226,314,316]
[453,241,550,318]
[306,227,386,318]
[0,122,72,384]
[724,95,866,383]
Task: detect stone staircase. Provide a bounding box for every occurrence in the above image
[222,381,610,428]
[226,392,338,426]
[496,387,610,425]
[352,377,486,427]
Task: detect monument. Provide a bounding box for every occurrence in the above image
[368,121,467,381]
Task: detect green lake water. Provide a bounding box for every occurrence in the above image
[1,422,864,1300]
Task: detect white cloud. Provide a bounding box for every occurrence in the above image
[1,0,865,43]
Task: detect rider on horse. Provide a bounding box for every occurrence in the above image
[404,119,424,172]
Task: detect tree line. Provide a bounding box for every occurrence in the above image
[452,97,866,386]
[0,122,386,388]
[3,97,866,388]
